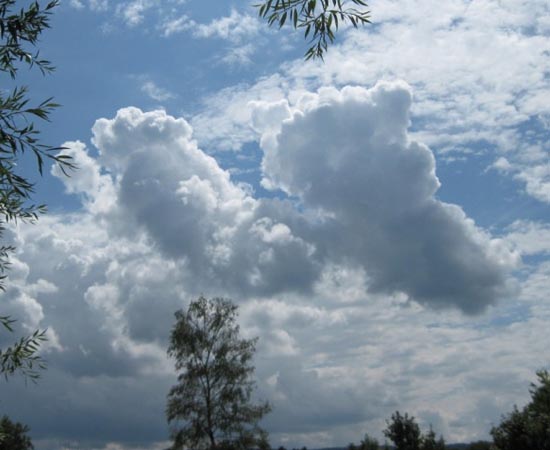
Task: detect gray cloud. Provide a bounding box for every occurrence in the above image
[258,81,517,313]
[89,107,321,298]
[84,88,516,314]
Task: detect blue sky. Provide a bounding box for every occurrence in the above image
[3,0,550,449]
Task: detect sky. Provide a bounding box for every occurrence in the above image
[2,0,550,449]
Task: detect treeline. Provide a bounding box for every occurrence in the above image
[341,410,491,450]
[277,369,550,450]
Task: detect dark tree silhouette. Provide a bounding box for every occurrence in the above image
[491,370,550,450]
[421,426,445,450]
[384,411,422,450]
[0,416,34,450]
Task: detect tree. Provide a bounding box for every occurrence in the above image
[256,0,371,59]
[166,296,271,450]
[384,412,448,450]
[360,434,381,450]
[420,426,445,450]
[0,0,74,381]
[349,434,381,450]
[491,370,550,450]
[384,411,422,450]
[0,415,34,449]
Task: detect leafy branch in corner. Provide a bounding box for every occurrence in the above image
[0,317,47,382]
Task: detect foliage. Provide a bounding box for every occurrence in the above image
[384,411,422,450]
[361,434,381,450]
[421,426,446,450]
[384,412,447,450]
[256,0,370,59]
[0,0,74,381]
[491,370,550,450]
[0,317,46,381]
[166,296,271,450]
[349,434,381,450]
[0,415,34,449]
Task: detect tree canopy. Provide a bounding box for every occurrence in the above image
[384,411,422,450]
[383,412,445,450]
[421,427,446,450]
[0,415,34,450]
[166,296,271,450]
[348,433,384,450]
[491,370,550,450]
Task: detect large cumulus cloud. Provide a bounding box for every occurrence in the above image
[85,107,320,297]
[58,83,516,314]
[257,81,516,313]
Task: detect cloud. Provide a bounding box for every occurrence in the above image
[257,81,517,313]
[72,0,187,27]
[140,80,175,102]
[505,220,550,256]
[490,157,513,173]
[160,14,191,37]
[490,149,550,204]
[515,162,550,203]
[69,0,85,9]
[115,0,153,27]
[84,107,318,297]
[69,0,109,12]
[89,0,109,11]
[162,9,261,43]
[191,10,261,43]
[51,141,116,214]
[221,43,256,65]
[80,89,517,313]
[191,75,290,151]
[160,9,263,65]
